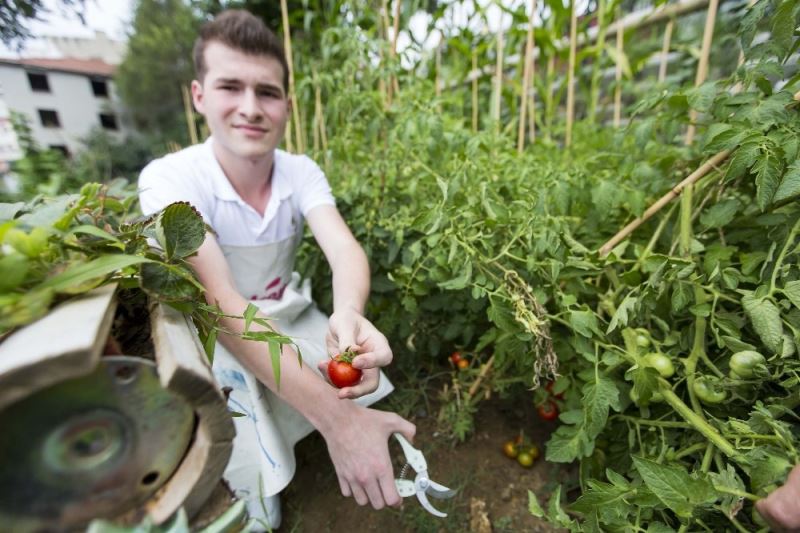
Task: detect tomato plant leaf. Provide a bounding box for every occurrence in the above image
[583,374,620,437]
[774,161,800,203]
[783,281,800,310]
[753,148,784,210]
[39,255,150,293]
[569,309,601,338]
[528,490,545,518]
[607,293,637,333]
[742,291,784,353]
[155,202,207,260]
[632,456,717,517]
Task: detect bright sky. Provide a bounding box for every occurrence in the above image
[0,0,134,57]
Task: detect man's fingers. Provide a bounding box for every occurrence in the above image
[379,471,403,508]
[349,480,370,506]
[364,478,386,510]
[337,369,379,399]
[394,415,417,444]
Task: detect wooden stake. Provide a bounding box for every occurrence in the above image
[565,0,578,147]
[685,0,719,145]
[613,10,624,128]
[598,150,730,256]
[467,355,495,399]
[379,0,390,105]
[472,51,479,132]
[181,85,198,145]
[280,0,304,153]
[545,54,554,138]
[588,0,606,124]
[658,19,674,83]
[517,0,537,154]
[387,0,402,104]
[493,25,505,133]
[733,0,756,93]
[435,32,443,103]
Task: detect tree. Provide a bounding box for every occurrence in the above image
[115,0,201,149]
[0,1,84,49]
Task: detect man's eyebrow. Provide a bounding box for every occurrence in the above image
[215,78,243,84]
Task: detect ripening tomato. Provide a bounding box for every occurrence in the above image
[327,350,362,388]
[450,351,462,364]
[457,358,469,370]
[503,441,519,459]
[517,451,534,468]
[537,401,559,422]
[526,444,540,460]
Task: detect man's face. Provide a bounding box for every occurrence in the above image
[192,41,290,161]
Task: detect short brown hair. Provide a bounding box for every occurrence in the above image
[193,9,289,92]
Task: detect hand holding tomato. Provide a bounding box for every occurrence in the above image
[323,310,393,399]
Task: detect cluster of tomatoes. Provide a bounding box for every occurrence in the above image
[449,351,470,370]
[536,381,562,422]
[502,434,540,468]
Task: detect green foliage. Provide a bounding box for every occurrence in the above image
[115,0,201,147]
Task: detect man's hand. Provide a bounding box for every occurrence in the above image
[756,464,800,532]
[320,403,415,509]
[319,310,392,399]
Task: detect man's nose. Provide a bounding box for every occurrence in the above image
[238,89,262,120]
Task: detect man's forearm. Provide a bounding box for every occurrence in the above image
[214,294,351,432]
[330,241,370,314]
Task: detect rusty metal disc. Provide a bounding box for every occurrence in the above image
[0,355,195,530]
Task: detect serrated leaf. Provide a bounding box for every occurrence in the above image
[687,82,717,112]
[700,200,739,229]
[727,141,760,179]
[569,309,600,338]
[607,293,637,333]
[742,291,784,353]
[671,282,692,313]
[438,260,472,290]
[546,424,589,463]
[583,374,621,436]
[772,0,798,58]
[740,0,770,50]
[140,262,202,302]
[528,490,545,517]
[753,149,784,210]
[632,456,717,517]
[783,281,800,310]
[155,202,207,260]
[774,161,800,203]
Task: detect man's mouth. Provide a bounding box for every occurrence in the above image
[234,124,268,133]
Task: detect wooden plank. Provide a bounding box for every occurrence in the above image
[0,284,117,411]
[146,302,234,523]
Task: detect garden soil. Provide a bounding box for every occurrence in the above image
[280,393,570,532]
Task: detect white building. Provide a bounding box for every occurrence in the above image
[0,96,23,173]
[0,56,130,159]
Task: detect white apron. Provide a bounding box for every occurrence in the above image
[211,220,394,506]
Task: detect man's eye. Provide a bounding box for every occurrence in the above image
[259,90,280,98]
[220,85,237,91]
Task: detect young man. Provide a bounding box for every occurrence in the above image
[138,10,415,529]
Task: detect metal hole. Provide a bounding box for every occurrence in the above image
[141,471,159,485]
[114,365,137,384]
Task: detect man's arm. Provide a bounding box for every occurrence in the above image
[306,205,393,399]
[189,233,415,509]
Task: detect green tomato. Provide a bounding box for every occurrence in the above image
[729,350,766,379]
[692,376,727,404]
[635,329,652,349]
[629,387,664,406]
[643,352,675,378]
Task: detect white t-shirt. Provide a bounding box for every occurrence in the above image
[138,138,336,246]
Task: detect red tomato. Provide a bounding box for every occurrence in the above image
[327,352,362,388]
[537,401,559,422]
[450,351,462,364]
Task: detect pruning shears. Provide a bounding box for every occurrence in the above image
[393,433,457,517]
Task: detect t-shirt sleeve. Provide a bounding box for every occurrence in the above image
[296,156,336,216]
[138,159,211,222]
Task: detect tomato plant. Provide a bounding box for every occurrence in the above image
[729,350,766,379]
[692,376,728,404]
[642,353,675,379]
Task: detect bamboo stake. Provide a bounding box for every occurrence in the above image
[472,51,479,132]
[280,0,304,153]
[565,0,578,147]
[467,355,495,399]
[528,90,536,143]
[598,150,731,256]
[545,54,554,139]
[588,0,606,124]
[181,85,198,145]
[658,19,674,83]
[517,0,537,154]
[387,0,402,105]
[493,24,505,134]
[685,0,719,146]
[379,0,389,106]
[613,11,624,128]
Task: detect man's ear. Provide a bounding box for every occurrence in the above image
[191,80,205,114]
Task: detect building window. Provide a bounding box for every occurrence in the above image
[99,113,118,130]
[27,72,50,92]
[91,79,108,97]
[38,109,61,128]
[49,145,70,158]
